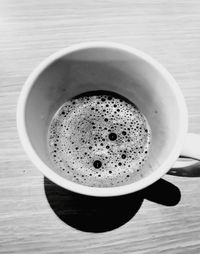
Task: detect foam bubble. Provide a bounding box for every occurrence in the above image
[48,92,151,187]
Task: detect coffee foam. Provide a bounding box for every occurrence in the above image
[48,93,151,187]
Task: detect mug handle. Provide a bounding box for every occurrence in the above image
[168,133,200,177]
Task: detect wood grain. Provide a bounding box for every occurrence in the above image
[1,0,200,253]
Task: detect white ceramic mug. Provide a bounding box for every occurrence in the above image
[17,42,200,197]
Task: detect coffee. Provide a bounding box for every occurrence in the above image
[48,91,151,187]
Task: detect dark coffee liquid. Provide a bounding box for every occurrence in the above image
[48,91,151,187]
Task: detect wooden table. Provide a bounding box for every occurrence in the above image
[1,0,200,253]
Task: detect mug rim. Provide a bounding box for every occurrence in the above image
[17,41,188,197]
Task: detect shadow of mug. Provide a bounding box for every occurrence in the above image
[44,177,181,233]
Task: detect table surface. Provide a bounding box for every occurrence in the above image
[1,0,200,253]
